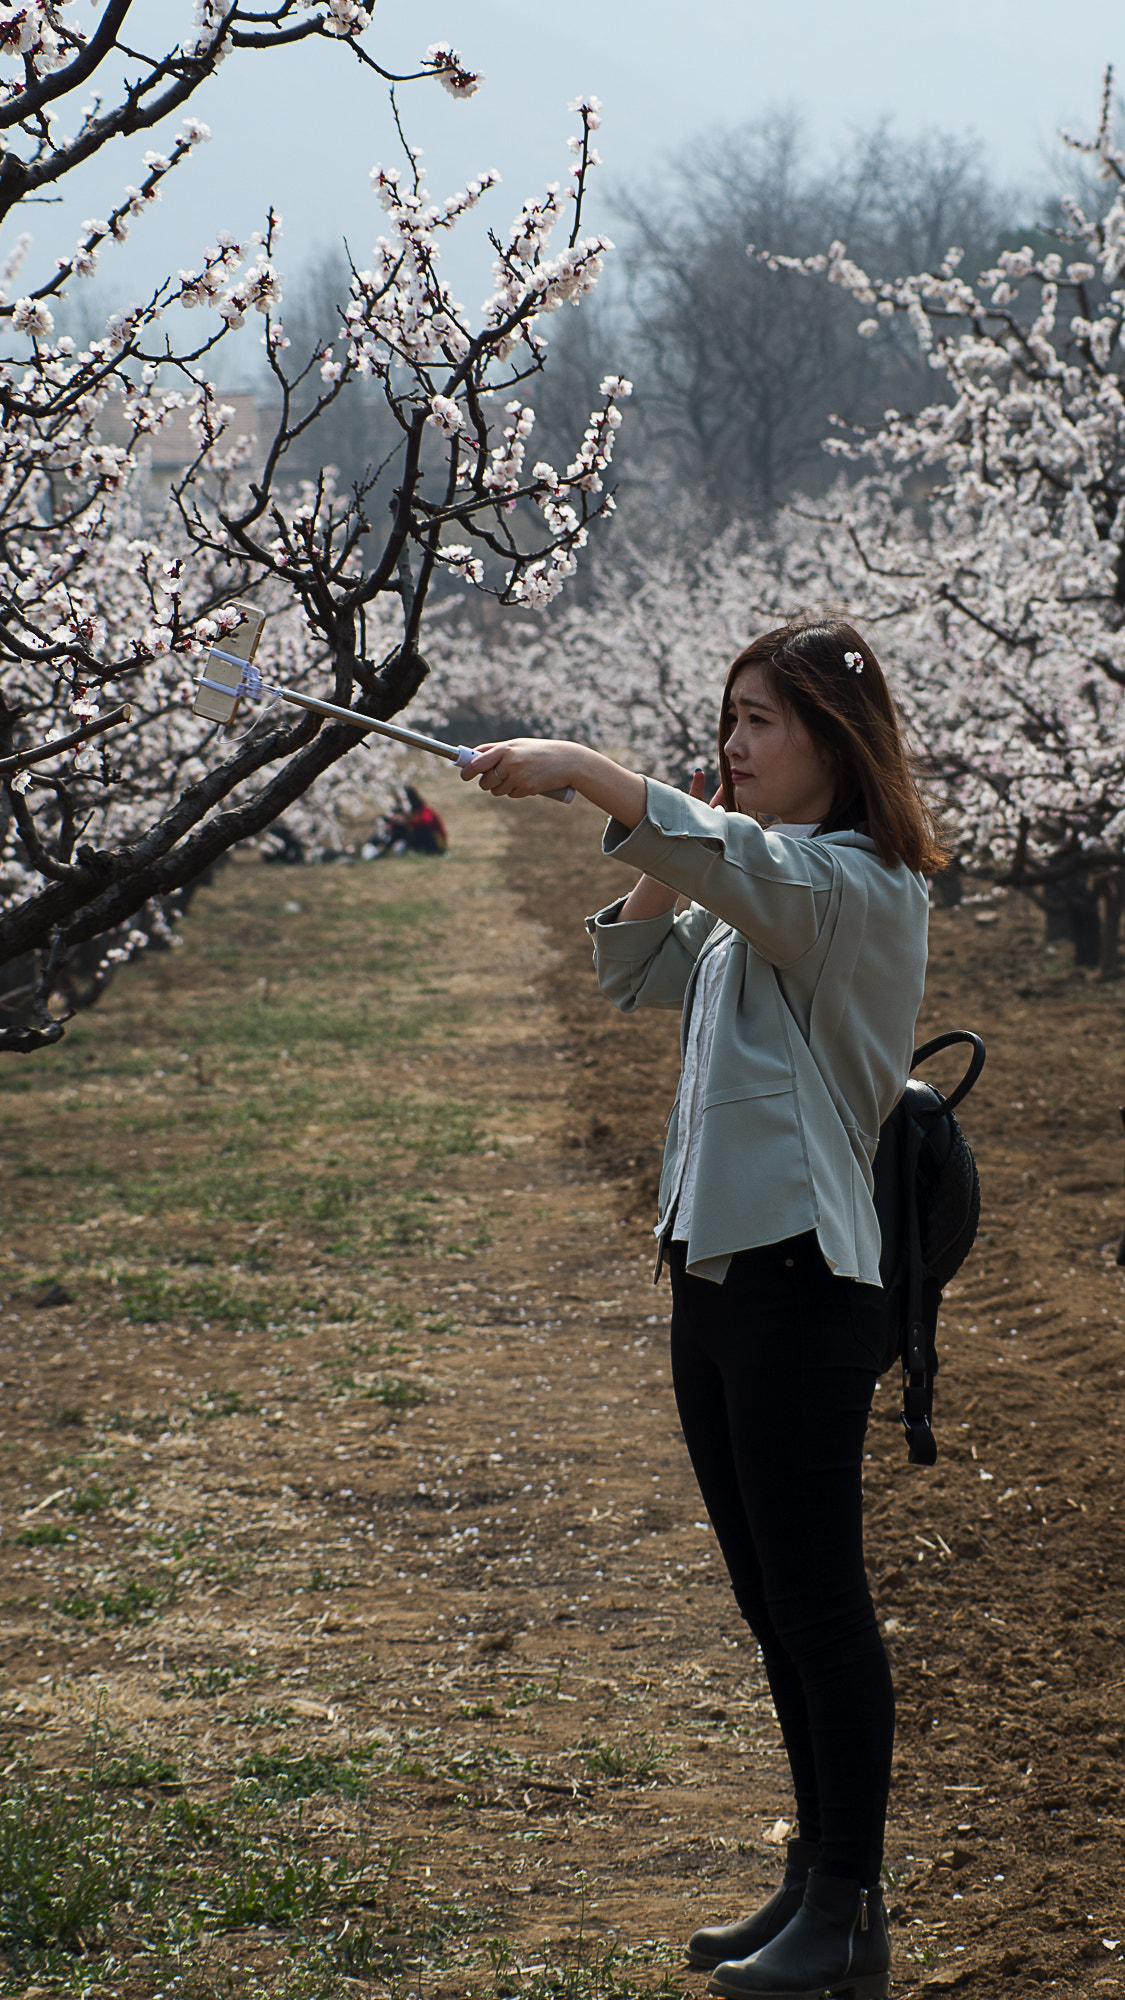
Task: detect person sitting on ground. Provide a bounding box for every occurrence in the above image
[361,784,449,859]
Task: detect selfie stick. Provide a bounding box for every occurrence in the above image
[190,604,575,803]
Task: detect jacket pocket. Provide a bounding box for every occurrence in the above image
[702,1077,796,1109]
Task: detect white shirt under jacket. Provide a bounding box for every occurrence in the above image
[586,780,930,1287]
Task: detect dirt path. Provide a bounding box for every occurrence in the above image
[0,778,1122,1998]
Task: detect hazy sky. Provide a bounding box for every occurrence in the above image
[25,0,1125,362]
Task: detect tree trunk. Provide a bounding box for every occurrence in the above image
[1098,873,1123,982]
[1041,876,1101,967]
[931,858,963,908]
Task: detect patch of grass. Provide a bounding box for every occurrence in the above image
[95,1747,181,1790]
[162,1793,223,1849]
[164,1660,261,1699]
[0,1771,135,1963]
[116,1269,280,1328]
[424,1311,464,1336]
[101,1573,174,1622]
[504,1673,563,1709]
[235,1752,371,1802]
[15,1523,70,1548]
[55,1589,98,1620]
[373,1195,439,1250]
[49,1404,86,1430]
[238,1703,296,1729]
[185,1781,379,1932]
[364,1372,427,1407]
[142,1522,205,1555]
[455,1221,493,1253]
[0,1709,682,1995]
[412,1105,485,1164]
[102,1407,169,1437]
[59,1571,175,1625]
[197,1387,251,1420]
[384,1305,417,1331]
[480,1883,686,1999]
[579,1735,665,1785]
[0,1709,409,1983]
[0,852,565,1988]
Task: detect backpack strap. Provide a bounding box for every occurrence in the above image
[900,1114,938,1465]
[910,1031,986,1117]
[899,1030,986,1466]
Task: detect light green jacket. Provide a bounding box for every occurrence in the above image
[586,778,930,1286]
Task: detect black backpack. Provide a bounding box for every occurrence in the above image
[872,1031,986,1466]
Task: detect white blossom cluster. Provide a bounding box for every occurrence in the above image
[421,41,482,98]
[334,97,625,608]
[0,0,375,84]
[0,0,68,80]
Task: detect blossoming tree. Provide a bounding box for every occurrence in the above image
[0,0,628,1049]
[752,69,1125,971]
[444,69,1125,975]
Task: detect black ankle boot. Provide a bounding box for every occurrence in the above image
[686,1839,819,1971]
[705,1868,890,1999]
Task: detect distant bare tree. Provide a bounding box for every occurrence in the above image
[617,116,1017,515]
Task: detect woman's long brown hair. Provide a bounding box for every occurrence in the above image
[718,615,948,874]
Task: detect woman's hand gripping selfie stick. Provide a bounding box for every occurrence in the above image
[191,605,575,802]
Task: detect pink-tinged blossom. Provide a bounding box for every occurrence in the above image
[324,0,366,36]
[11,297,53,339]
[423,42,482,98]
[428,394,463,435]
[567,95,602,129]
[440,543,485,585]
[0,0,62,71]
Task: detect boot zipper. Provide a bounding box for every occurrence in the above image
[845,1887,869,1976]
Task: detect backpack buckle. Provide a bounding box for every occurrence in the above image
[902,1411,937,1466]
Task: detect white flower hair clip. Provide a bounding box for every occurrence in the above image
[844,650,865,674]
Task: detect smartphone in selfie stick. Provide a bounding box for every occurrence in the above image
[191,606,575,803]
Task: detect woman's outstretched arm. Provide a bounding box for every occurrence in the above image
[461,744,714,922]
[460,738,645,824]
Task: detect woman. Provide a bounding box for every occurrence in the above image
[461,616,943,2000]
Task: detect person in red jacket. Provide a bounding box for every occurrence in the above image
[363,784,449,858]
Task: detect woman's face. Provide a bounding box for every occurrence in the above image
[723,665,837,825]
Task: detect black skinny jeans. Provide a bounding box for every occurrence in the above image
[668,1231,894,1887]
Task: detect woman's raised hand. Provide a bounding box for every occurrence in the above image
[613,766,721,923]
[688,766,725,810]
